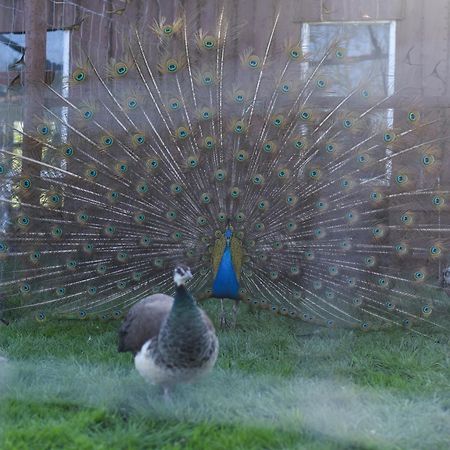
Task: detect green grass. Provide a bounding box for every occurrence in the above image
[0,302,449,450]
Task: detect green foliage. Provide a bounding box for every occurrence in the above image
[0,303,449,450]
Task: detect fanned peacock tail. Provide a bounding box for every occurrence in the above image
[0,1,449,333]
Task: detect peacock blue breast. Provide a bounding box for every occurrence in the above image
[212,245,240,299]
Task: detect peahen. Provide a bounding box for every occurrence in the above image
[0,0,449,335]
[118,264,218,396]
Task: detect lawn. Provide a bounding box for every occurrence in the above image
[0,302,449,450]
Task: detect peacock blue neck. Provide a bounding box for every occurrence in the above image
[212,230,240,299]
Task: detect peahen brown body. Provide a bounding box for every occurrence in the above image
[118,265,218,394]
[0,0,449,334]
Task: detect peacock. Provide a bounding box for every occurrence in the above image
[0,0,449,335]
[118,264,218,397]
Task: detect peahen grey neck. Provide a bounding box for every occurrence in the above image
[156,284,211,366]
[165,284,203,332]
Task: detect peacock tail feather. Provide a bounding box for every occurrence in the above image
[0,0,449,333]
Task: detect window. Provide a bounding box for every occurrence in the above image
[0,30,70,96]
[0,30,70,232]
[301,21,396,185]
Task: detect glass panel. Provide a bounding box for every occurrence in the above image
[302,22,394,96]
[302,22,395,185]
[0,30,68,97]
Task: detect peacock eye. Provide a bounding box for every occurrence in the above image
[289,46,301,60]
[396,174,407,184]
[115,62,128,76]
[248,56,260,68]
[432,196,444,206]
[202,72,214,85]
[335,48,345,58]
[102,136,114,146]
[203,136,215,149]
[166,59,179,73]
[202,35,216,49]
[300,111,310,120]
[128,99,137,109]
[72,68,86,82]
[408,111,419,122]
[38,124,49,135]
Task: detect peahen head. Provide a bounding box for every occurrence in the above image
[173,264,193,287]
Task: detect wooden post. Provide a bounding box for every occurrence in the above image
[22,0,48,186]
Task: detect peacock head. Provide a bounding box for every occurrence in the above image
[225,220,233,242]
[173,264,193,286]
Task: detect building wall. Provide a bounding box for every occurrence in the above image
[1,0,449,100]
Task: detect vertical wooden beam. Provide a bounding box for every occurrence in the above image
[23,0,48,178]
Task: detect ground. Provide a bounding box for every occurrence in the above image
[0,302,449,450]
